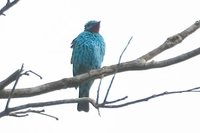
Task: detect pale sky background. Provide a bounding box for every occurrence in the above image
[1,0,200,133]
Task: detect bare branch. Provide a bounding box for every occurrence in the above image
[0,0,20,16]
[0,97,96,118]
[22,70,43,79]
[8,109,58,120]
[118,36,133,64]
[1,86,199,118]
[104,96,128,104]
[145,47,200,68]
[9,112,28,117]
[138,20,200,62]
[96,78,102,105]
[103,36,133,104]
[96,36,133,116]
[30,110,58,120]
[1,46,200,99]
[0,21,200,99]
[0,69,20,90]
[96,78,103,116]
[5,64,24,110]
[101,87,200,108]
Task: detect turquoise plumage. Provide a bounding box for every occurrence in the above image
[71,20,105,112]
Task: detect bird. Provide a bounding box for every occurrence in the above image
[70,20,105,112]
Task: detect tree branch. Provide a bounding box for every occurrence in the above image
[0,0,19,16]
[9,109,58,120]
[0,69,20,90]
[1,86,199,118]
[0,46,200,98]
[100,86,200,108]
[103,36,133,104]
[5,64,23,110]
[145,47,200,68]
[138,20,200,61]
[0,20,200,98]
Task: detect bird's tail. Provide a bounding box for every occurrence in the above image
[77,80,94,112]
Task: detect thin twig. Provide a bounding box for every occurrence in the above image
[97,109,101,117]
[22,70,43,79]
[9,109,58,120]
[104,96,128,104]
[96,76,104,116]
[96,78,103,105]
[103,36,133,104]
[101,87,200,108]
[9,113,28,117]
[118,36,133,64]
[5,64,24,110]
[30,109,59,120]
[102,74,116,104]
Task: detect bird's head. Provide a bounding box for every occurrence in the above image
[84,20,101,33]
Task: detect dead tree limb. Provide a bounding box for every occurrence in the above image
[102,36,133,104]
[0,0,19,16]
[0,20,200,98]
[0,86,199,118]
[100,86,200,108]
[138,20,200,61]
[0,46,200,98]
[0,20,200,118]
[0,69,20,90]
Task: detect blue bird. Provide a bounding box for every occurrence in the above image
[71,20,105,112]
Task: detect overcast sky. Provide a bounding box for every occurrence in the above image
[1,0,200,133]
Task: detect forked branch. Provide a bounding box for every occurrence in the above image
[0,20,200,118]
[0,0,19,16]
[0,86,199,118]
[0,20,200,98]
